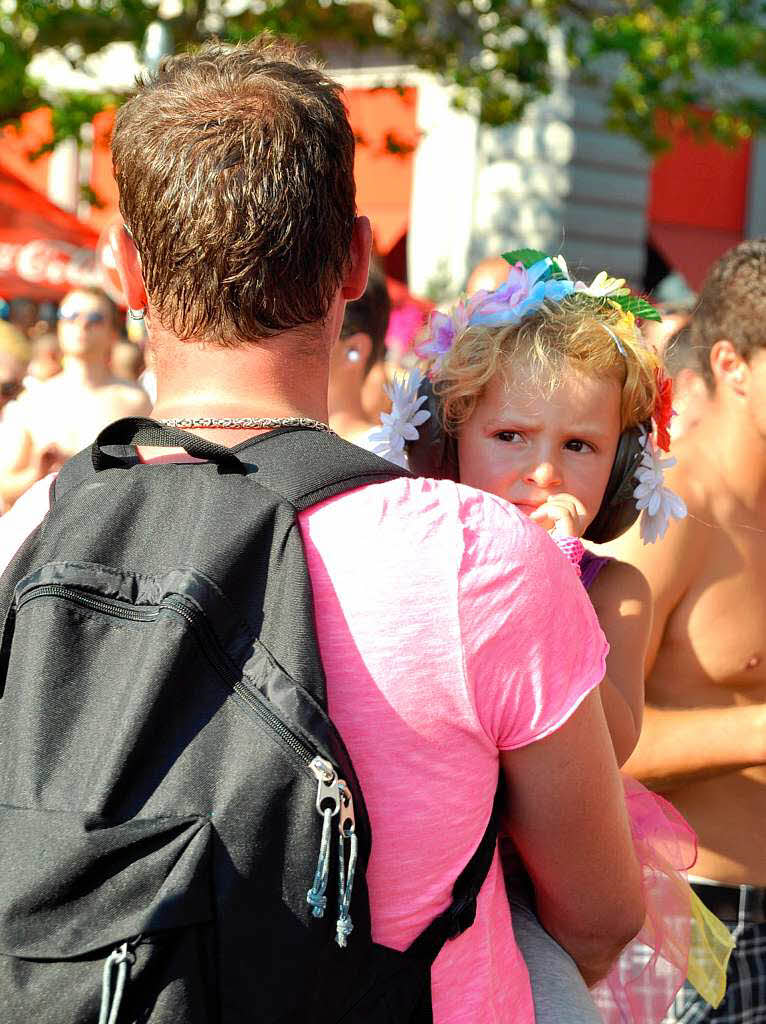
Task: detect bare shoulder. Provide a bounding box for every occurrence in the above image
[588,557,651,612]
[14,374,65,408]
[105,379,152,414]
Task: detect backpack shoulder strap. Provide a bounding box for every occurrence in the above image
[51,445,139,505]
[406,792,500,964]
[52,423,407,510]
[228,426,409,509]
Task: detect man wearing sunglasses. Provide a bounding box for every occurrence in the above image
[0,286,150,509]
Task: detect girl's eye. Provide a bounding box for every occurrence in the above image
[565,439,595,453]
[494,430,523,443]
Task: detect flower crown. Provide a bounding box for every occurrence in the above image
[370,249,687,544]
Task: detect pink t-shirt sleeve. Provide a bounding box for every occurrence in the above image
[458,490,608,750]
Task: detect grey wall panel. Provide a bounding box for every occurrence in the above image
[562,202,646,244]
[571,127,650,173]
[568,165,650,208]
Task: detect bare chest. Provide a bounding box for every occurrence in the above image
[28,385,143,457]
[663,532,766,695]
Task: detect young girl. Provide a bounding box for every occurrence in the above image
[371,251,733,1024]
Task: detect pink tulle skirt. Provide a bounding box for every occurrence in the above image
[592,776,699,1023]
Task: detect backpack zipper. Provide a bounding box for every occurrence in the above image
[16,585,321,774]
[160,595,356,933]
[15,583,357,942]
[17,585,159,621]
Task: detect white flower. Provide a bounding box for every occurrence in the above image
[553,254,571,281]
[574,270,630,299]
[368,368,431,469]
[633,432,687,543]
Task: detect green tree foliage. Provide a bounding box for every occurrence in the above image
[1,0,764,153]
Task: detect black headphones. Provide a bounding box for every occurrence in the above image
[406,378,647,544]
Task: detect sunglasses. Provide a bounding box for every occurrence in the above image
[0,380,23,399]
[58,310,106,325]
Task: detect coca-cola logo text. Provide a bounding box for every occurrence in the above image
[0,239,100,289]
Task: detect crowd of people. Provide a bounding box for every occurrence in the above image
[0,32,765,1024]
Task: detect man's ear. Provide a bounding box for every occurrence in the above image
[710,340,747,396]
[108,222,148,312]
[342,216,372,301]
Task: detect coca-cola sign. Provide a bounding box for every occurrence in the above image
[0,238,100,290]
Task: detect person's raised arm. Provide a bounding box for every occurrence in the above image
[538,496,650,765]
[602,511,766,790]
[0,416,60,509]
[501,689,644,985]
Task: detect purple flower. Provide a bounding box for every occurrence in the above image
[472,262,531,317]
[417,302,470,367]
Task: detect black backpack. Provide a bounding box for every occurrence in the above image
[0,419,498,1024]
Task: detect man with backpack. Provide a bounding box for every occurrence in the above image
[0,36,643,1023]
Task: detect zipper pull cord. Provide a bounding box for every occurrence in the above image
[98,941,135,1024]
[335,827,358,947]
[335,779,358,948]
[306,805,333,917]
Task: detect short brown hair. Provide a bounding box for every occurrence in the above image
[113,36,356,347]
[663,325,699,379]
[691,238,766,389]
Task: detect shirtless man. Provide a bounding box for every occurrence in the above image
[0,287,149,507]
[605,239,766,1022]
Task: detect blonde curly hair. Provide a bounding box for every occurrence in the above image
[433,296,661,434]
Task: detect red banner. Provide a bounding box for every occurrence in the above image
[0,166,100,301]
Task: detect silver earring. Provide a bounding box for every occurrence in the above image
[128,307,146,321]
[347,348,360,363]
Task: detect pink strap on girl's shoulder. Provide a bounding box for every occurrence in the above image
[580,551,612,591]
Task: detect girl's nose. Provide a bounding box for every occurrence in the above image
[526,460,561,489]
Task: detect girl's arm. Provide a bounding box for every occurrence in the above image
[534,494,652,766]
[587,558,652,766]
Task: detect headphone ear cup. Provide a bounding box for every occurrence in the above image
[405,377,459,481]
[583,425,646,544]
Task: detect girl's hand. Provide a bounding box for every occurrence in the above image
[530,493,587,537]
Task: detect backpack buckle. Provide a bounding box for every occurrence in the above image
[445,893,477,939]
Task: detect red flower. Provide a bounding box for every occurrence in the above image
[653,368,673,452]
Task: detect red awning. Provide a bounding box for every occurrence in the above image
[345,87,419,256]
[650,224,742,293]
[648,114,751,291]
[0,166,100,301]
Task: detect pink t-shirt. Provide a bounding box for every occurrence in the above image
[0,472,608,1022]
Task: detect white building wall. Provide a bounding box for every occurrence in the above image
[470,84,574,272]
[406,77,478,298]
